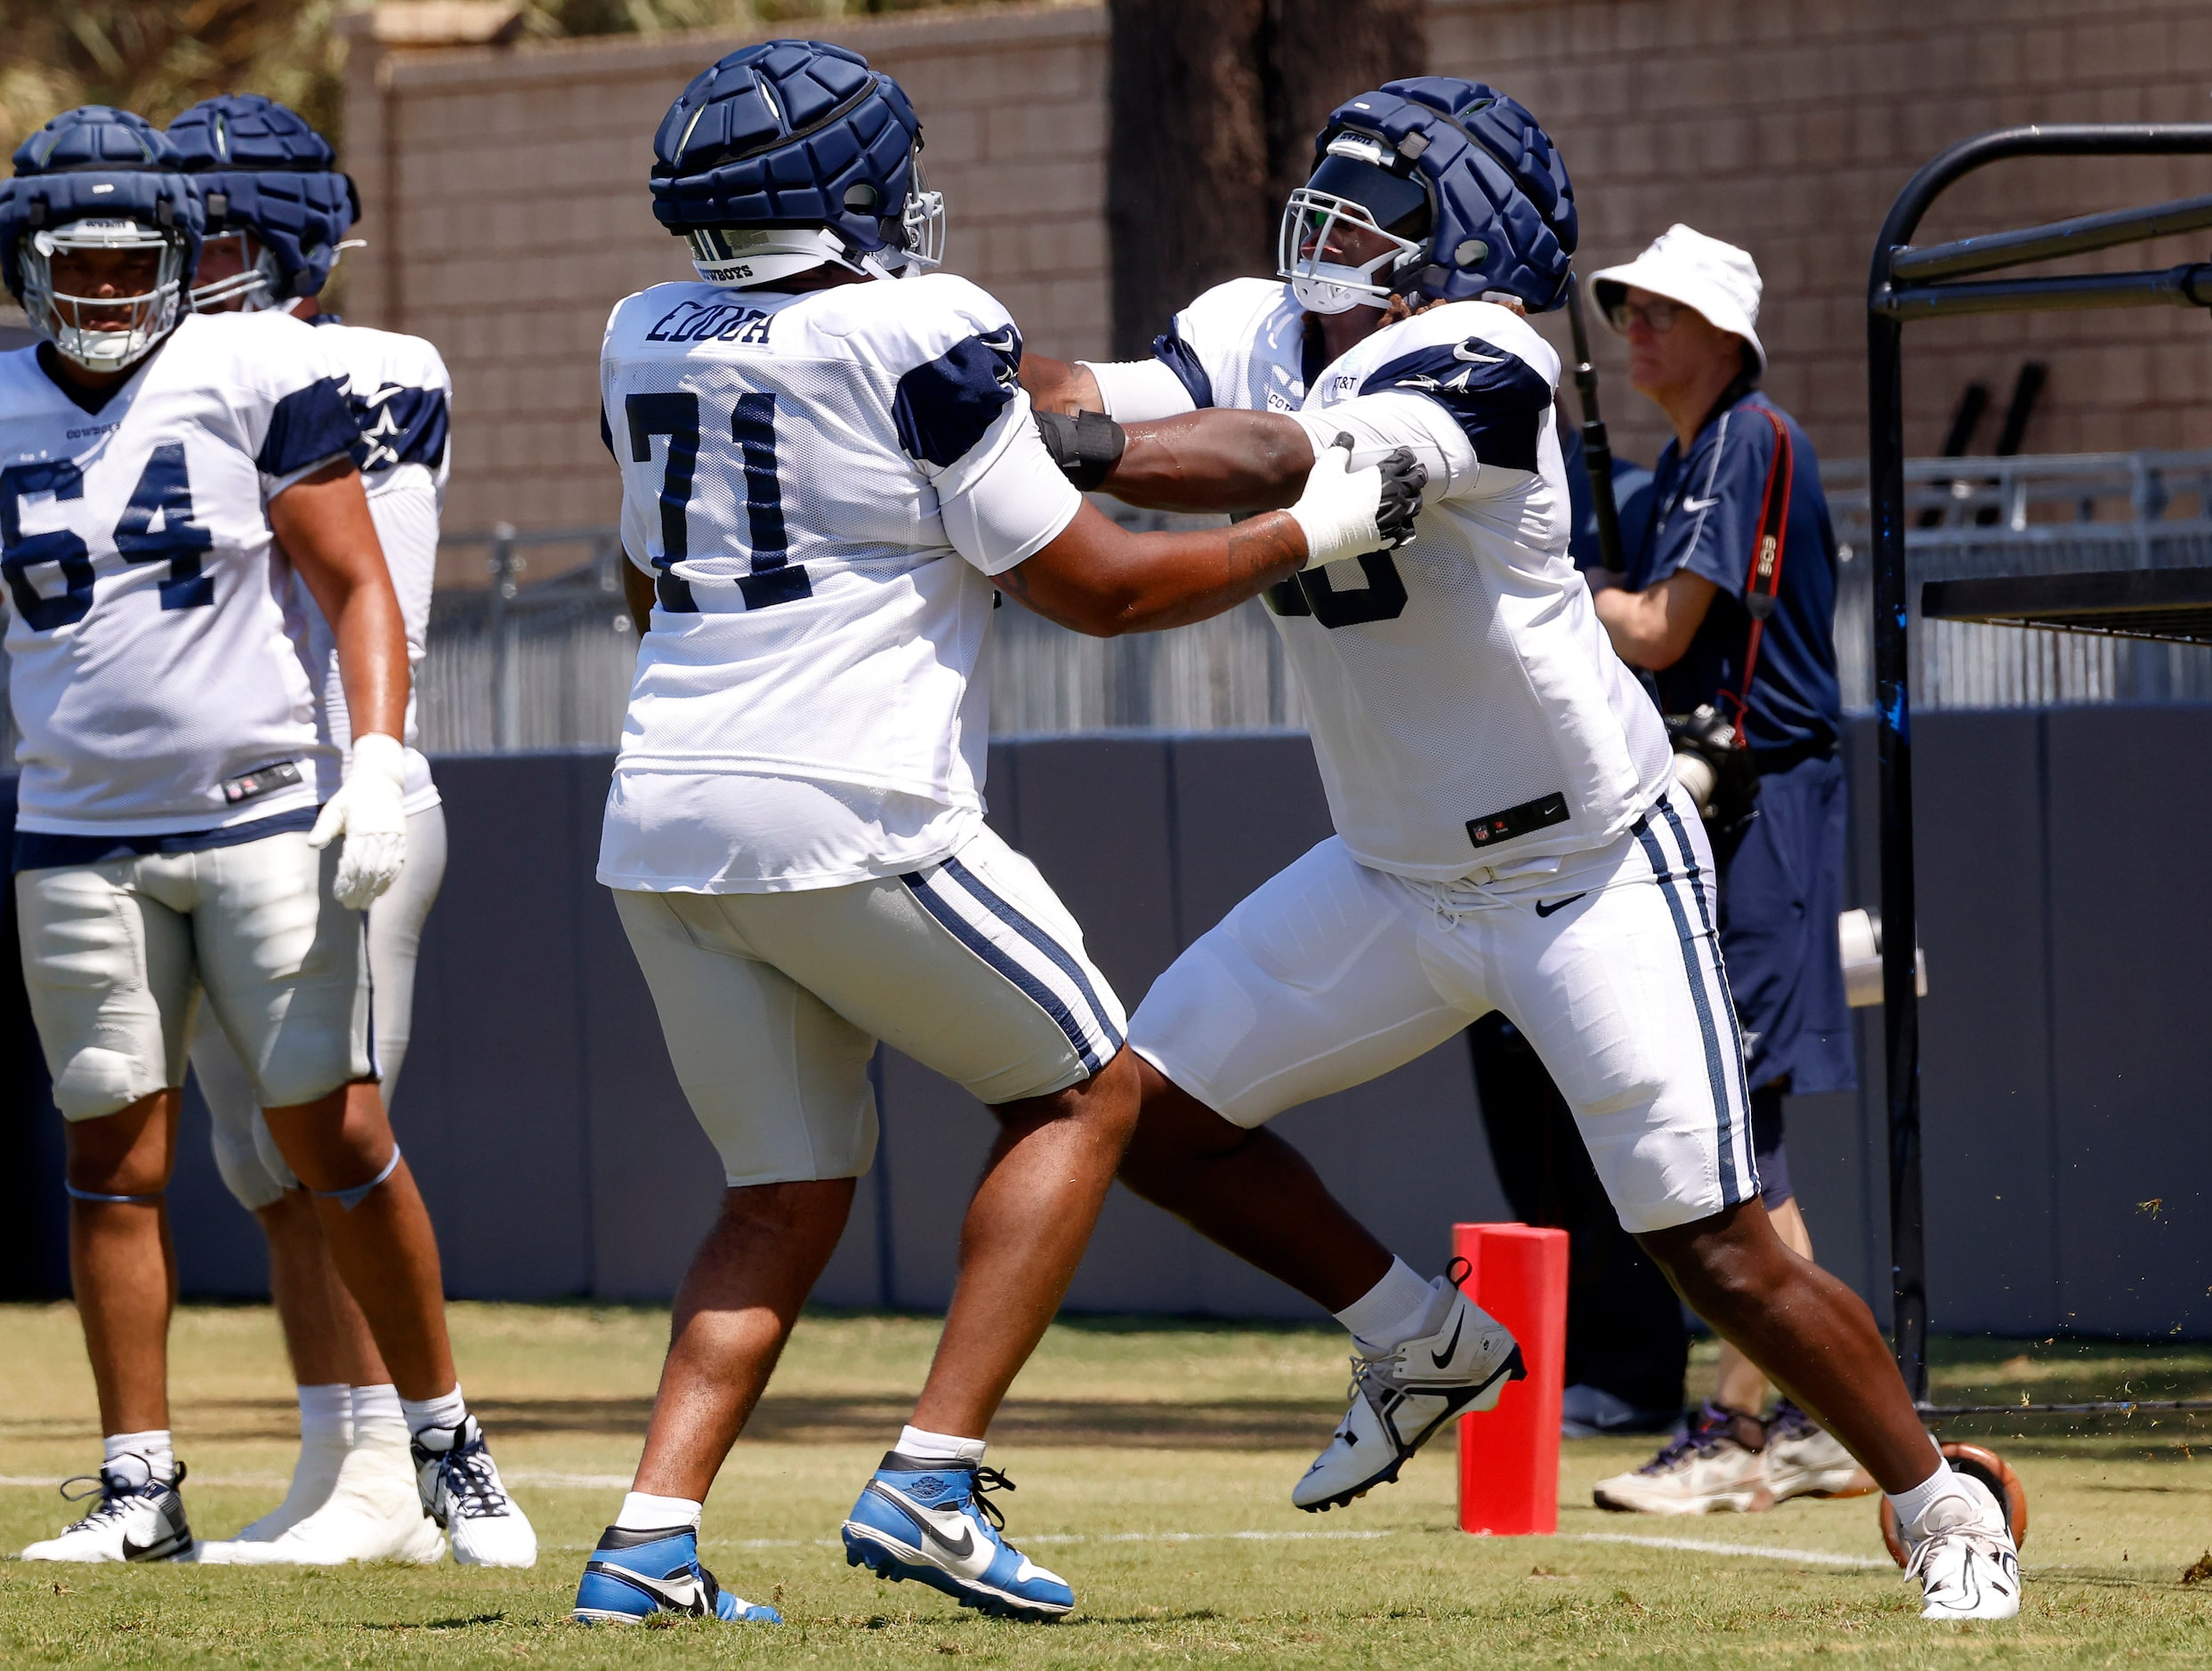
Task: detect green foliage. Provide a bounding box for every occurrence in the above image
[0,0,348,165]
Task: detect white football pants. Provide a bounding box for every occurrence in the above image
[196,803,448,1212]
[615,821,1126,1188]
[1130,784,1757,1233]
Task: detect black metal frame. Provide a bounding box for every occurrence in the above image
[1868,125,2212,1408]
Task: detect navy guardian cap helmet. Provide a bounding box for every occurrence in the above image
[1280,78,1576,315]
[650,39,944,288]
[166,94,359,311]
[0,106,203,371]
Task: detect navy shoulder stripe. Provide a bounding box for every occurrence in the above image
[1150,329,1214,409]
[257,375,358,480]
[349,383,449,474]
[600,407,614,458]
[892,325,1024,469]
[1360,338,1552,473]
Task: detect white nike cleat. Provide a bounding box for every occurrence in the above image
[1294,1280,1523,1513]
[1761,1402,1876,1504]
[412,1415,536,1568]
[1593,1403,1772,1514]
[1902,1474,2022,1621]
[225,1433,347,1545]
[20,1460,194,1563]
[199,1430,444,1565]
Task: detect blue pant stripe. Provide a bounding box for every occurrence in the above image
[939,855,1123,1060]
[902,869,1108,1077]
[1632,819,1743,1210]
[1655,798,1759,1199]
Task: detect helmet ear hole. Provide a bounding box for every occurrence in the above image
[844,182,878,213]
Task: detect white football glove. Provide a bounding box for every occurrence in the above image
[1286,434,1427,569]
[308,731,408,910]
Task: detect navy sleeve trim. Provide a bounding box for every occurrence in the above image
[257,375,359,480]
[892,325,1025,469]
[1360,337,1553,473]
[348,383,449,474]
[1150,330,1215,410]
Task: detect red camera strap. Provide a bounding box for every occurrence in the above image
[1724,405,1793,743]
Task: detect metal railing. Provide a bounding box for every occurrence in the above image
[1823,448,2212,711]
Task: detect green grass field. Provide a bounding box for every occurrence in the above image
[4,1304,2211,1667]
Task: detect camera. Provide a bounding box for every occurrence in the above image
[1664,705,1759,836]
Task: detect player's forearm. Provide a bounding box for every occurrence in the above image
[1102,412,1317,514]
[1020,353,1104,416]
[273,465,411,739]
[996,513,1308,637]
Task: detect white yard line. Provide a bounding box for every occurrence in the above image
[1570,1530,1891,1569]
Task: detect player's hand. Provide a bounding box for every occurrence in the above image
[308,731,408,910]
[1288,435,1427,569]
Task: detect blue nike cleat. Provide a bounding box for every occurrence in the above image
[572,1524,782,1626]
[841,1452,1073,1621]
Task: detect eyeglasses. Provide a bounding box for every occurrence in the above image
[1605,296,1683,335]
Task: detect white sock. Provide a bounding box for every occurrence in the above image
[615,1491,703,1532]
[105,1430,174,1486]
[895,1425,986,1465]
[299,1384,351,1449]
[400,1384,468,1442]
[1885,1457,1961,1532]
[351,1384,407,1445]
[1333,1256,1443,1351]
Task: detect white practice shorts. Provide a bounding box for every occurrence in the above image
[615,821,1126,1188]
[1130,786,1757,1233]
[16,827,374,1125]
[196,803,448,1212]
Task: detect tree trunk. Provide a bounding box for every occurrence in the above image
[1262,0,1428,214]
[1107,0,1271,357]
[1106,0,1428,358]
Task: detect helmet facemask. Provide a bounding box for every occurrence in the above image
[892,151,945,275]
[21,218,188,372]
[189,229,283,312]
[1279,135,1432,314]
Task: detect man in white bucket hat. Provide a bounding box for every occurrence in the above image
[1583,225,1862,1517]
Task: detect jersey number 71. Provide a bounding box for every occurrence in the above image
[625,390,811,614]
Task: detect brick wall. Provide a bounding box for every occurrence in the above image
[343,0,2211,577]
[340,3,1108,578]
[1433,0,2212,473]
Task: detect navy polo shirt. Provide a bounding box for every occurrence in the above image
[1627,391,1844,757]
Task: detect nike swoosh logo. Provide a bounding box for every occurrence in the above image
[1453,341,1508,363]
[979,328,1018,354]
[120,1531,179,1562]
[1680,495,1722,513]
[593,1563,702,1613]
[1534,892,1587,918]
[1430,1312,1466,1368]
[922,1516,975,1561]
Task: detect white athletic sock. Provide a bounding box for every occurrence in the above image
[105,1430,174,1486]
[895,1425,987,1465]
[299,1384,351,1449]
[1885,1457,1961,1533]
[615,1491,703,1532]
[400,1384,468,1442]
[351,1384,408,1446]
[1334,1256,1443,1352]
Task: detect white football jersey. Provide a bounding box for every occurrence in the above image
[1088,278,1312,422]
[597,273,1082,892]
[1268,301,1674,877]
[294,319,450,813]
[0,311,362,835]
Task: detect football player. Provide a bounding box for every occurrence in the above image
[1022,80,2020,1623]
[0,108,528,1569]
[575,39,1421,1627]
[161,93,456,1567]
